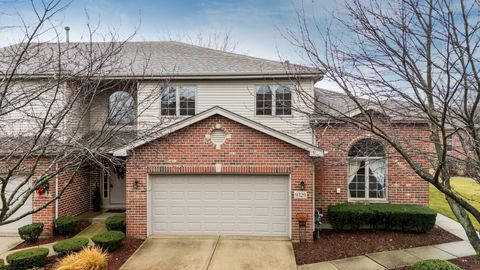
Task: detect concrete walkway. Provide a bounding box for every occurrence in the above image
[0,223,106,265]
[298,214,478,270]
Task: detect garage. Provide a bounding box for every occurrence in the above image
[0,176,32,235]
[149,174,290,237]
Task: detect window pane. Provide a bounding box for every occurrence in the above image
[161,86,177,116]
[108,91,135,125]
[179,86,196,116]
[349,162,366,198]
[276,86,292,115]
[256,85,272,115]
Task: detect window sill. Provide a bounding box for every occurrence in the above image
[347,198,389,204]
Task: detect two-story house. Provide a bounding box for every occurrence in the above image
[0,41,429,242]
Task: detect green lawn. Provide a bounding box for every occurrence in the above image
[429,177,480,230]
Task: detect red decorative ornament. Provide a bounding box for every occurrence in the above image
[37,188,45,199]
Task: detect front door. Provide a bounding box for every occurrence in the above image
[110,173,126,205]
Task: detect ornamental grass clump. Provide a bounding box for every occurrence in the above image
[57,246,108,270]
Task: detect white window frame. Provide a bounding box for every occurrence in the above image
[255,85,293,117]
[160,85,197,117]
[347,156,388,203]
[446,136,453,151]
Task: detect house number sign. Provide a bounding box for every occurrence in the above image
[293,191,308,199]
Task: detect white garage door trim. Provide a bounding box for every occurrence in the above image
[147,174,291,238]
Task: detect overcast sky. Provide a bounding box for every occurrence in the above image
[0,0,346,89]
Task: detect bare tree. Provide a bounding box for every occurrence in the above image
[164,30,239,52]
[284,0,480,255]
[0,0,173,226]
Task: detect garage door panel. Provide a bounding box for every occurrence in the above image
[0,176,32,235]
[150,175,290,237]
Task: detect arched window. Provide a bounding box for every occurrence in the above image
[108,91,134,125]
[348,139,387,200]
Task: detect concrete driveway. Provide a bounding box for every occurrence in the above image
[120,236,296,270]
[0,236,22,254]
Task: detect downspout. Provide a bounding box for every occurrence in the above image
[55,162,59,219]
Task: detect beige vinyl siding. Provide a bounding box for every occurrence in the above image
[136,79,315,144]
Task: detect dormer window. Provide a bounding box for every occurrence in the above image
[255,85,292,116]
[108,91,135,125]
[161,86,196,116]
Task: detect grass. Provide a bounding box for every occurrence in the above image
[429,177,480,231]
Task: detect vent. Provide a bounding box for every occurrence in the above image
[210,129,227,149]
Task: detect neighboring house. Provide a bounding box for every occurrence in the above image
[0,41,429,241]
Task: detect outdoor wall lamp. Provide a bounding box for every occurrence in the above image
[300,181,305,190]
[133,180,139,190]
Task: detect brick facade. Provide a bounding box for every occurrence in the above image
[126,114,316,241]
[314,122,431,214]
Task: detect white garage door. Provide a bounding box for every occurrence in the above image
[150,174,290,237]
[0,176,32,235]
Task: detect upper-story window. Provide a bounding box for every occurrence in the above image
[161,86,196,116]
[161,86,177,116]
[446,136,453,151]
[255,85,292,116]
[256,85,272,115]
[108,91,135,125]
[275,86,292,115]
[179,87,196,116]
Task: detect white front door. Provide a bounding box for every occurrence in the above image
[110,174,126,205]
[0,176,32,235]
[149,174,290,237]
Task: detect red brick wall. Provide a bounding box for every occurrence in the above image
[126,115,316,241]
[57,166,91,217]
[315,122,431,214]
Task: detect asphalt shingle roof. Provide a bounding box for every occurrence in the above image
[0,41,323,78]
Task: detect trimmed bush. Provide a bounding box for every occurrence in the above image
[6,247,49,270]
[0,259,4,270]
[53,237,90,256]
[412,259,462,270]
[54,216,79,236]
[92,231,125,251]
[105,215,125,232]
[18,223,44,243]
[328,203,437,232]
[57,246,108,270]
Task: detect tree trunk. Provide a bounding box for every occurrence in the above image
[446,196,480,256]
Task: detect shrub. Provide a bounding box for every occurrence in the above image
[0,259,4,270]
[328,203,437,232]
[55,216,79,236]
[18,223,44,243]
[6,247,49,270]
[53,237,90,256]
[91,231,125,251]
[105,215,125,232]
[412,259,462,270]
[57,246,108,270]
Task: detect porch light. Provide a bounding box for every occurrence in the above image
[300,181,305,190]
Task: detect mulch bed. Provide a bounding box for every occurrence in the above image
[41,237,144,270]
[12,221,91,250]
[293,226,461,265]
[393,255,480,270]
